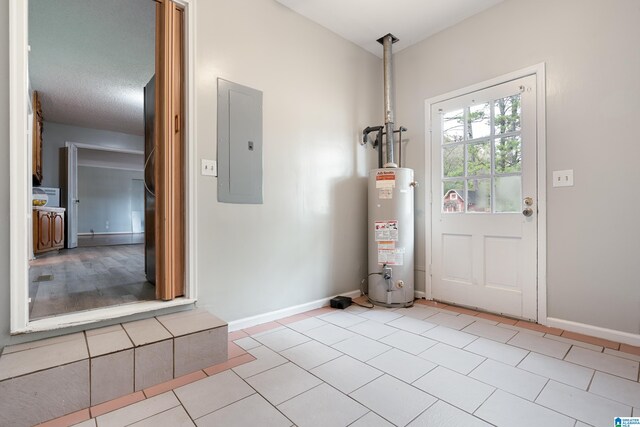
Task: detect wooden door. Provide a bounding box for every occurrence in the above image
[155,0,185,300]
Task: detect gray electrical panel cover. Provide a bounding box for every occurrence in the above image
[217,78,263,204]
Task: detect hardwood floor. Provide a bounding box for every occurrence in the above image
[29,243,155,320]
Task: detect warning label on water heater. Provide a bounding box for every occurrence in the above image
[378,247,405,265]
[378,188,393,199]
[375,220,399,241]
[375,170,396,188]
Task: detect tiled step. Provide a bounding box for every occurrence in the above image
[0,308,227,427]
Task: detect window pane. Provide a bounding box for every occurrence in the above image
[494,95,521,134]
[467,141,491,176]
[495,176,522,213]
[443,109,464,143]
[466,103,490,140]
[494,135,522,173]
[442,180,464,213]
[443,145,464,178]
[467,179,491,213]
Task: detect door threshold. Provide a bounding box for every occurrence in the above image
[417,298,531,323]
[13,298,197,335]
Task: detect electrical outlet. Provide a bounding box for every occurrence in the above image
[552,169,574,187]
[201,159,217,177]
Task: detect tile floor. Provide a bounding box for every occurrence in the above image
[45,301,640,427]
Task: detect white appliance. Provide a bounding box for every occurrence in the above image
[33,187,60,207]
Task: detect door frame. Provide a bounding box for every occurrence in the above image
[424,64,547,324]
[9,0,198,334]
[63,142,146,249]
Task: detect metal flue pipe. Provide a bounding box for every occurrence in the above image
[379,33,398,167]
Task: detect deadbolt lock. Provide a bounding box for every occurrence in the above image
[523,197,533,206]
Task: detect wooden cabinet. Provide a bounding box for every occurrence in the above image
[32,91,43,186]
[33,208,65,254]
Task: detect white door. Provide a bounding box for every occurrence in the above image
[431,75,537,320]
[65,144,79,249]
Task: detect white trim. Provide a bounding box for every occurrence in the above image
[77,232,144,236]
[13,299,196,334]
[9,0,198,333]
[227,290,361,331]
[9,0,30,333]
[424,63,547,324]
[179,0,198,303]
[547,317,640,347]
[68,142,144,172]
[67,142,144,156]
[76,164,145,172]
[534,64,548,325]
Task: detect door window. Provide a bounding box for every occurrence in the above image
[441,94,523,213]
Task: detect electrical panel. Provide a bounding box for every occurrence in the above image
[217,78,263,204]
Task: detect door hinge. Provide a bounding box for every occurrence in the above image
[428,264,432,276]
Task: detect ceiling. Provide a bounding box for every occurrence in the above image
[29,0,155,136]
[28,0,503,136]
[275,0,505,56]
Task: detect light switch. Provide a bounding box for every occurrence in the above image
[552,169,573,187]
[201,159,217,177]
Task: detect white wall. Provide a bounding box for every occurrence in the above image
[194,0,380,322]
[395,0,640,335]
[40,121,143,188]
[77,166,144,234]
[0,0,380,348]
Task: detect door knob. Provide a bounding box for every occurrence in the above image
[522,207,533,217]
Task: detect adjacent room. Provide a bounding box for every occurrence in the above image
[1,0,639,426]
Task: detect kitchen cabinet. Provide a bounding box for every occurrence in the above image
[33,207,65,254]
[32,91,43,186]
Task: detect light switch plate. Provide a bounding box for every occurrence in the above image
[201,159,217,177]
[552,169,573,187]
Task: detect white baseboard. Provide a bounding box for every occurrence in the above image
[227,290,362,332]
[547,317,640,347]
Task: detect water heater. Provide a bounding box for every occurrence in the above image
[368,168,415,306]
[362,34,415,308]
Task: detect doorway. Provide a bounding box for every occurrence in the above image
[29,144,153,319]
[10,0,193,332]
[427,70,546,321]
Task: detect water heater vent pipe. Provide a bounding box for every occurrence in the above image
[378,33,398,168]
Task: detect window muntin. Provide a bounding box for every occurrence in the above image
[441,94,522,213]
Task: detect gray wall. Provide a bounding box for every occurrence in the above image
[77,166,144,234]
[394,0,640,334]
[40,121,143,188]
[194,0,380,322]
